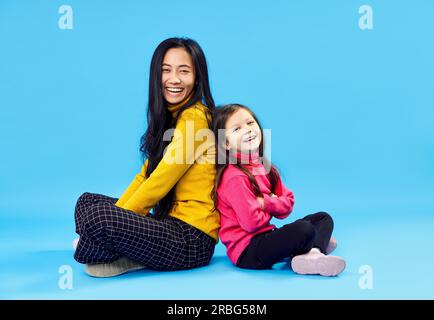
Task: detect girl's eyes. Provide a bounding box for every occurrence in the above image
[179,70,189,74]
[162,69,170,73]
[232,122,254,132]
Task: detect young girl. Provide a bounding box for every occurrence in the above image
[212,104,346,276]
[73,38,219,277]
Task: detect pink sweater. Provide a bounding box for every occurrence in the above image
[217,151,295,265]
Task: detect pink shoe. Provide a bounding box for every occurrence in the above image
[291,251,346,277]
[326,237,337,255]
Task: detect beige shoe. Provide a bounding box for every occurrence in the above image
[85,256,145,278]
[291,250,346,277]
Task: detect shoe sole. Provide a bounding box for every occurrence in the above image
[291,255,346,277]
[85,264,145,278]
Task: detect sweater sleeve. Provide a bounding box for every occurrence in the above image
[117,107,212,215]
[115,159,149,207]
[222,175,272,233]
[263,177,295,219]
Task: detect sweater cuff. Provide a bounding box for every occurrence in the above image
[263,194,276,213]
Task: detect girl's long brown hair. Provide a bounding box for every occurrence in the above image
[211,104,280,211]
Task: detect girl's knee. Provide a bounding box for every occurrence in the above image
[288,221,315,254]
[317,211,334,228]
[295,220,316,242]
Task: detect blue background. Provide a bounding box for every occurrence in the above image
[1,0,433,299]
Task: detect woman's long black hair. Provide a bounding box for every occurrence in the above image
[140,37,215,219]
[211,104,280,211]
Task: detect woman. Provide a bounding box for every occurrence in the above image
[74,37,219,277]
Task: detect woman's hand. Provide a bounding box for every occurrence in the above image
[270,193,278,198]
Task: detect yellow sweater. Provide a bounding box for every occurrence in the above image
[115,100,219,242]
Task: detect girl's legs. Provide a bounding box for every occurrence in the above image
[299,211,334,255]
[291,213,345,276]
[74,198,215,274]
[237,213,322,269]
[236,211,344,275]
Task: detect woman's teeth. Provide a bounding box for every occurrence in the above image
[167,87,184,93]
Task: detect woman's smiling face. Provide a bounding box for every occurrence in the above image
[224,108,262,154]
[161,47,196,104]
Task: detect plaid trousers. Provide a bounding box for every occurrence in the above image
[74,192,216,271]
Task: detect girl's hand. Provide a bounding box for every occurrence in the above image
[270,193,278,198]
[256,196,264,210]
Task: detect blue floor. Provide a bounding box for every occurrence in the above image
[2,191,434,300]
[2,0,434,301]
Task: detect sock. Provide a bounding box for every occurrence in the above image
[310,247,321,254]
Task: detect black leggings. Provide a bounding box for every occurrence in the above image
[236,211,334,270]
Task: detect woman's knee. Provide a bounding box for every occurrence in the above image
[75,193,89,220]
[80,203,110,235]
[74,192,94,221]
[76,192,94,206]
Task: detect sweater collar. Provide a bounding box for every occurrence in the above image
[232,150,261,165]
[166,91,195,118]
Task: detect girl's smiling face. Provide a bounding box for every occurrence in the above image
[224,108,262,154]
[161,47,196,104]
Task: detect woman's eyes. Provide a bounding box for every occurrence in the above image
[247,121,255,125]
[162,69,189,74]
[233,127,240,132]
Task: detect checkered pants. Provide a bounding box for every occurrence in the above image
[74,192,216,271]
